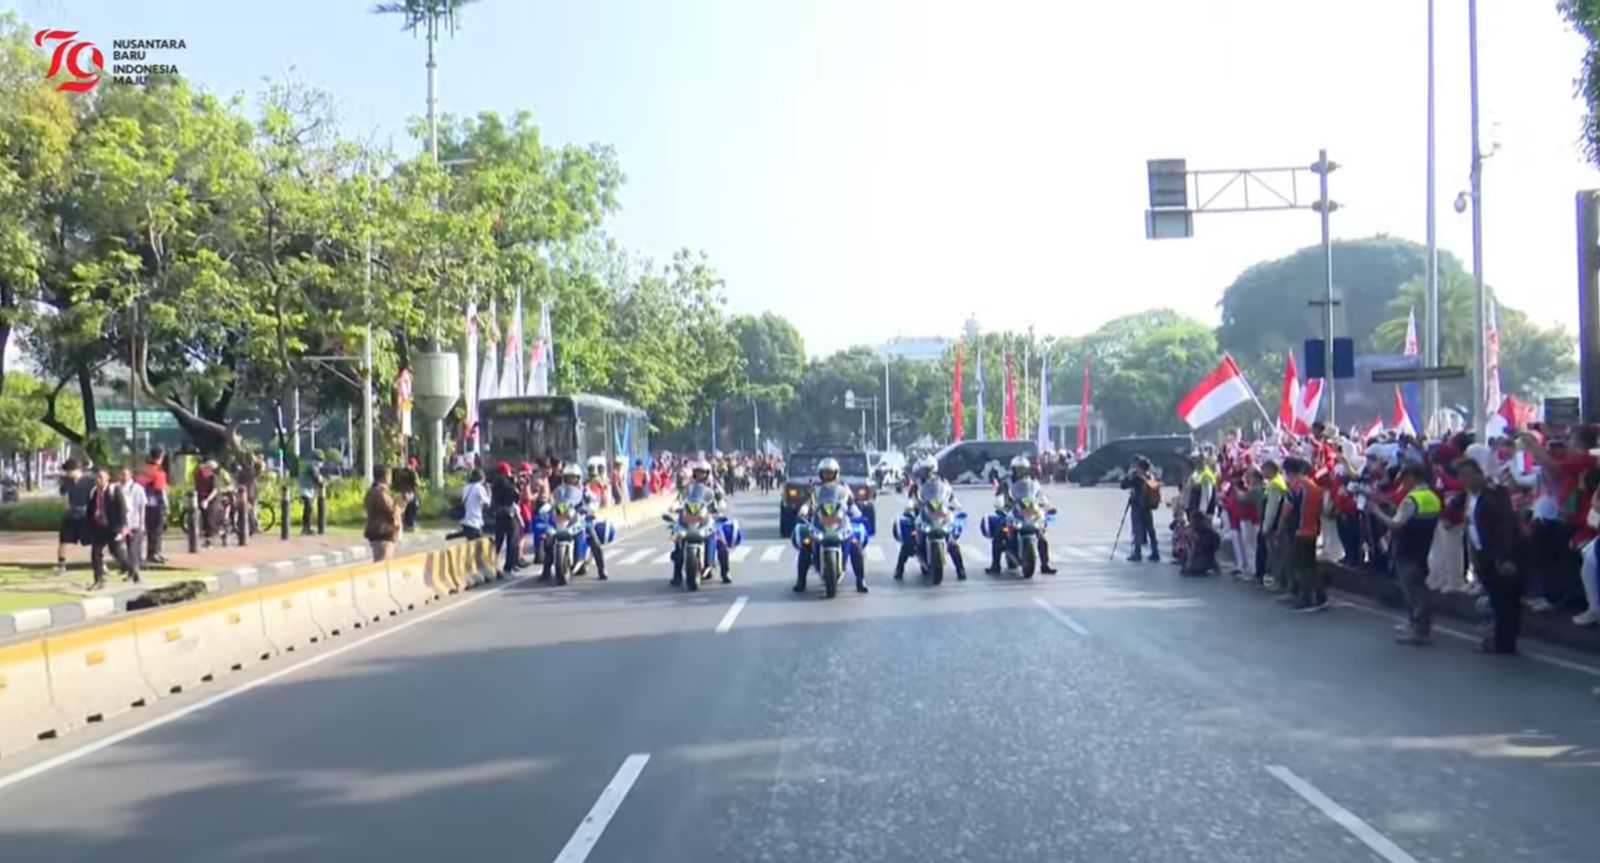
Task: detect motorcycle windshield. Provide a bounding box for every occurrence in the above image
[814,484,850,508]
[1011,479,1042,513]
[919,478,951,509]
[554,486,585,507]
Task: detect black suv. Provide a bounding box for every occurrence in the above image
[779,446,877,539]
[1067,435,1193,487]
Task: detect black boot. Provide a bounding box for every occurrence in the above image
[1039,537,1058,575]
[719,544,732,584]
[951,544,968,580]
[670,546,683,585]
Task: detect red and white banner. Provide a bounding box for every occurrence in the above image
[1277,352,1323,435]
[1003,352,1018,440]
[1177,355,1252,429]
[395,367,414,438]
[1392,386,1417,437]
[952,344,964,442]
[1075,359,1091,453]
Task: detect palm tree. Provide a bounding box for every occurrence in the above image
[371,0,480,161]
[1372,271,1492,365]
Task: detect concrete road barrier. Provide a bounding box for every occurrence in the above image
[303,569,365,639]
[201,595,274,674]
[385,551,437,612]
[257,579,327,654]
[347,561,401,625]
[132,603,224,696]
[43,621,158,726]
[423,547,462,595]
[0,639,67,756]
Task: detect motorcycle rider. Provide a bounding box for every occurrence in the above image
[794,457,868,594]
[986,454,1059,575]
[540,462,610,581]
[669,459,732,585]
[894,456,968,580]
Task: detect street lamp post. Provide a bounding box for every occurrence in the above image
[1468,0,1488,432]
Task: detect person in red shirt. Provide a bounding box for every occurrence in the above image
[1520,427,1600,610]
[1282,457,1328,612]
[138,448,170,564]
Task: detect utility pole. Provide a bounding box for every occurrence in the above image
[1424,0,1441,432]
[1468,0,1488,433]
[1312,149,1340,425]
[362,229,376,483]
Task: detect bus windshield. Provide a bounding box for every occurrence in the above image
[789,452,869,478]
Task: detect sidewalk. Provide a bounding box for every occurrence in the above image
[0,529,388,626]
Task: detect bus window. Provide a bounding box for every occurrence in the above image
[579,403,610,466]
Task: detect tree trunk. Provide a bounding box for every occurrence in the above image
[133,335,243,457]
[0,279,13,401]
[40,374,85,445]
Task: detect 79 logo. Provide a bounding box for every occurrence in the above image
[34,29,104,93]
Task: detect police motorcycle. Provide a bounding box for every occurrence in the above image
[893,464,968,584]
[661,481,742,591]
[792,481,871,599]
[982,474,1057,579]
[540,466,615,586]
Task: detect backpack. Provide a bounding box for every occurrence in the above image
[1142,475,1163,509]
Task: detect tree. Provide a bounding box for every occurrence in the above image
[1216,236,1460,368]
[1373,271,1577,406]
[0,371,83,484]
[1560,1,1600,167]
[0,15,76,401]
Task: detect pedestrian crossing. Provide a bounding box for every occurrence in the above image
[602,540,1126,568]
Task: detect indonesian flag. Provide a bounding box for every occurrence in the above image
[1484,394,1533,440]
[1392,386,1417,437]
[1075,359,1090,452]
[1403,307,1419,357]
[1277,352,1324,435]
[1363,415,1384,442]
[1177,355,1252,429]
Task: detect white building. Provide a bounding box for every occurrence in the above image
[881,336,952,364]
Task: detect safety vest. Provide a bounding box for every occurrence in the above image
[1393,487,1442,565]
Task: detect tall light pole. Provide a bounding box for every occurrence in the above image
[1425,0,1441,431]
[882,347,891,452]
[1468,0,1488,432]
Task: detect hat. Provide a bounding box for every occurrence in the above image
[519,462,533,473]
[496,461,512,475]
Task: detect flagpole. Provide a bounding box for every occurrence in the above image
[1230,356,1278,429]
[1425,0,1441,433]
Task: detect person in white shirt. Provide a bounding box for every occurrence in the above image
[116,466,147,583]
[447,469,490,540]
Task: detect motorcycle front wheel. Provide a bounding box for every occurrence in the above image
[822,547,841,598]
[685,543,704,592]
[556,541,574,586]
[926,537,945,585]
[1020,534,1038,579]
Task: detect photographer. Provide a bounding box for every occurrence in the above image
[1119,456,1161,562]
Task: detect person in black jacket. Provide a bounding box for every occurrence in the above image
[85,468,134,590]
[488,462,524,576]
[1119,457,1161,562]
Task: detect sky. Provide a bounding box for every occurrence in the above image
[8,0,1600,359]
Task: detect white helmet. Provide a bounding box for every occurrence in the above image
[561,462,583,482]
[691,459,712,480]
[817,457,841,481]
[1010,455,1031,470]
[915,456,937,479]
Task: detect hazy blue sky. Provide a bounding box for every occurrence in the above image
[9,0,1599,358]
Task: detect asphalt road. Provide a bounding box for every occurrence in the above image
[2,485,1599,862]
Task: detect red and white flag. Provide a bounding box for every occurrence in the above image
[1277,352,1323,435]
[1003,351,1018,440]
[1177,355,1252,429]
[1403,307,1419,357]
[1392,386,1417,437]
[1362,415,1384,441]
[1484,300,1502,415]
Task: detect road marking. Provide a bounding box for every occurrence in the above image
[0,575,525,793]
[963,543,987,565]
[1336,597,1600,679]
[760,544,785,562]
[1032,597,1089,636]
[552,753,651,863]
[728,545,752,563]
[864,545,885,562]
[715,596,749,634]
[651,549,675,565]
[1265,765,1421,863]
[617,548,655,566]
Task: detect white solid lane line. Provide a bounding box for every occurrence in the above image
[1032,597,1089,636]
[0,575,525,793]
[1265,765,1421,863]
[759,544,785,562]
[714,596,750,634]
[728,545,752,562]
[551,753,652,863]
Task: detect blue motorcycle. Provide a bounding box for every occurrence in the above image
[981,477,1057,579]
[792,484,870,598]
[662,485,742,591]
[541,487,614,585]
[894,477,967,585]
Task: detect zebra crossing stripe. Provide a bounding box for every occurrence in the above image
[651,549,675,565]
[729,545,752,562]
[759,544,784,562]
[962,544,987,564]
[865,545,885,562]
[618,548,656,566]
